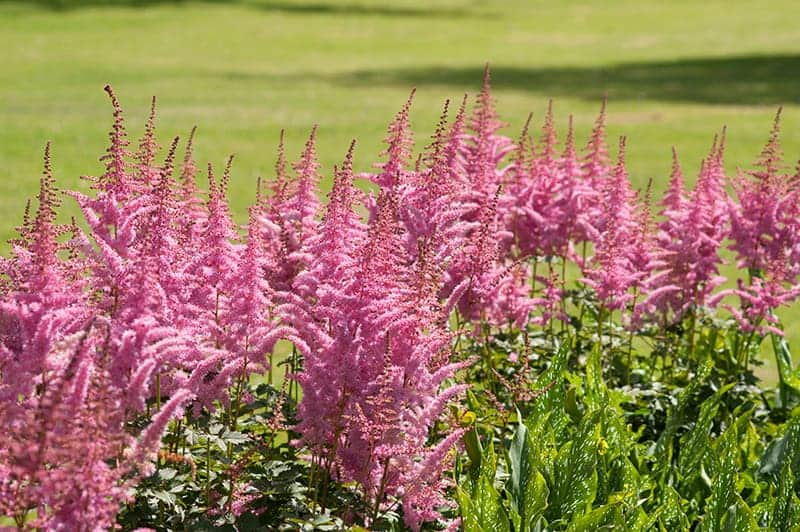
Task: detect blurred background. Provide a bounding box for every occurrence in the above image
[1,0,799,362]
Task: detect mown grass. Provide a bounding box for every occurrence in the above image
[1,0,799,370]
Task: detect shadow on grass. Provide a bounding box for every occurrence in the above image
[0,0,479,17]
[328,55,800,106]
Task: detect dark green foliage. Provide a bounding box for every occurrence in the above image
[453,302,800,531]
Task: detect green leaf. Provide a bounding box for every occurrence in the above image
[700,420,738,532]
[677,383,733,480]
[158,467,178,481]
[651,486,689,531]
[652,358,713,467]
[508,416,548,531]
[548,410,599,524]
[769,319,800,405]
[566,503,623,532]
[221,430,248,444]
[465,427,483,471]
[724,496,759,532]
[459,473,510,532]
[758,416,800,480]
[769,458,800,531]
[150,489,177,506]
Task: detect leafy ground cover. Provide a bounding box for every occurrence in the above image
[2,71,800,529]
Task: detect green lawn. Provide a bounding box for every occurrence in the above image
[2,0,800,370]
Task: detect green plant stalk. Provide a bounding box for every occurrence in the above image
[205,437,212,507]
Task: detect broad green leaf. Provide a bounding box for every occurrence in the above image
[459,472,510,532]
[649,485,689,531]
[465,427,483,471]
[723,495,759,532]
[677,383,733,480]
[653,358,713,467]
[566,503,623,532]
[508,416,547,530]
[548,411,599,523]
[758,416,800,480]
[700,420,738,532]
[769,463,800,531]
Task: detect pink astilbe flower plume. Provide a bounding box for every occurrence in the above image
[135,96,161,189]
[645,135,730,321]
[461,65,514,207]
[286,126,323,241]
[0,325,135,530]
[1,145,89,404]
[582,95,611,185]
[289,145,468,528]
[97,84,134,199]
[265,128,323,290]
[1,86,299,529]
[176,125,206,248]
[367,89,416,190]
[583,138,648,311]
[724,109,800,332]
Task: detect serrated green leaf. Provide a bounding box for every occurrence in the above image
[769,321,800,405]
[465,427,483,471]
[653,358,713,464]
[150,490,177,506]
[221,430,248,444]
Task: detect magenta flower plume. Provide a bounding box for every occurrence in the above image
[725,110,800,330]
[1,86,294,528]
[290,162,468,528]
[367,89,416,190]
[263,128,323,290]
[0,145,89,404]
[176,125,206,248]
[97,85,135,199]
[461,65,514,204]
[583,139,648,311]
[581,96,611,185]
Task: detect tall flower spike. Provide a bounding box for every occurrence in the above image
[99,85,132,197]
[21,142,63,289]
[582,95,610,181]
[445,94,468,171]
[421,99,450,174]
[371,89,416,189]
[179,125,199,201]
[270,129,290,202]
[539,100,558,164]
[753,108,783,183]
[288,126,322,239]
[511,112,534,183]
[661,147,687,214]
[560,114,580,177]
[468,63,504,141]
[136,96,159,170]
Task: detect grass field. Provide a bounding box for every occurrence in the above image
[2,0,800,368]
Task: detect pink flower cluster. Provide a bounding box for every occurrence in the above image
[3,69,800,529]
[0,88,287,529]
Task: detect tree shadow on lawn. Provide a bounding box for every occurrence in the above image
[0,0,479,17]
[330,55,800,106]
